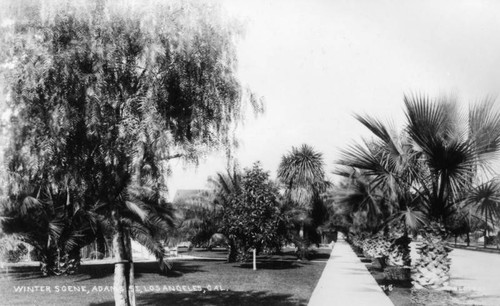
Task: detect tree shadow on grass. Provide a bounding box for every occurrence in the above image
[75,261,207,282]
[186,248,227,253]
[307,251,331,261]
[0,274,44,281]
[235,260,302,270]
[89,290,305,306]
[279,249,331,261]
[3,261,208,282]
[152,262,207,279]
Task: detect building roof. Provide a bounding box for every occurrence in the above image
[172,189,212,207]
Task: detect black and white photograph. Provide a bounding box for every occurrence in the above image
[1,0,500,305]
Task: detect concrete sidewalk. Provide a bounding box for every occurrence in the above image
[308,239,394,306]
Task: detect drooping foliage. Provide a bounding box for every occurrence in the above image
[0,1,258,304]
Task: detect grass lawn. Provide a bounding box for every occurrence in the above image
[0,248,330,306]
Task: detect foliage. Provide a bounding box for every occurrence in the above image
[208,165,243,261]
[336,95,500,288]
[1,185,97,274]
[337,96,500,227]
[1,1,258,304]
[278,144,327,190]
[221,162,289,262]
[277,144,331,259]
[331,170,393,233]
[0,236,29,263]
[463,179,500,246]
[278,144,330,207]
[175,189,221,247]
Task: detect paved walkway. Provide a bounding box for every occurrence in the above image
[449,248,500,306]
[308,239,394,306]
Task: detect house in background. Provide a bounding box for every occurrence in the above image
[172,189,212,208]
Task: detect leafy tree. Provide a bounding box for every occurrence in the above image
[1,1,258,305]
[0,234,29,263]
[221,162,289,262]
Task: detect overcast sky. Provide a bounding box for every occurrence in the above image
[166,0,500,198]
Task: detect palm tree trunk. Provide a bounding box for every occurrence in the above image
[484,228,487,248]
[484,214,488,248]
[111,208,130,306]
[227,239,237,263]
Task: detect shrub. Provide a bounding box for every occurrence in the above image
[0,237,29,263]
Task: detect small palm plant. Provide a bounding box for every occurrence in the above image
[1,182,97,275]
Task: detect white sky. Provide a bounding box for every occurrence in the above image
[166,0,500,199]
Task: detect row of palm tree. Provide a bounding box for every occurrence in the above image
[334,95,500,287]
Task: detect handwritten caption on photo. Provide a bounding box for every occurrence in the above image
[13,284,227,294]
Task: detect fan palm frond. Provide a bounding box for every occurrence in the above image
[389,207,427,233]
[465,179,500,222]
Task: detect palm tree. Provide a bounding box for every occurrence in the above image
[336,95,500,287]
[332,168,422,267]
[0,179,97,275]
[0,176,176,277]
[332,169,389,233]
[175,189,221,248]
[464,180,500,248]
[277,144,331,258]
[210,165,243,262]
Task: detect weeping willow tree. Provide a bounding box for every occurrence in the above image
[0,1,260,305]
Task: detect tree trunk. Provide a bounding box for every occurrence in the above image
[124,230,136,306]
[112,209,130,306]
[412,223,451,289]
[227,239,237,263]
[484,227,487,248]
[466,232,470,246]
